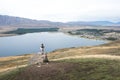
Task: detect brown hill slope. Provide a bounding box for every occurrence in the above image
[1,59,120,80]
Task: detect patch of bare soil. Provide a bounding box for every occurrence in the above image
[13,62,79,80]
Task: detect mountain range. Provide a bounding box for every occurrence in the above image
[0,15,120,27]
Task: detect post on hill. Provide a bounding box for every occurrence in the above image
[40,43,49,63]
[28,43,49,66]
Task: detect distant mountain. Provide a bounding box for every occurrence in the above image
[0,15,120,27]
[0,15,63,27]
[66,21,119,26]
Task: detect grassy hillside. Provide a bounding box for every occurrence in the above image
[0,59,120,80]
[0,40,120,80]
[0,54,31,73]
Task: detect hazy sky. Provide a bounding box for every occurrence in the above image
[0,0,120,22]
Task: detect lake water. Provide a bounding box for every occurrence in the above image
[0,32,106,57]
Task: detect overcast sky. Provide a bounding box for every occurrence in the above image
[0,0,120,22]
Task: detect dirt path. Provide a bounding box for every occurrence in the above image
[1,54,120,73]
[51,54,120,61]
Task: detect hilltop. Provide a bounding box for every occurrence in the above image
[0,40,120,80]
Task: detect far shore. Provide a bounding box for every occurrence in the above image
[0,34,17,37]
[0,27,59,37]
[0,27,17,37]
[0,27,120,41]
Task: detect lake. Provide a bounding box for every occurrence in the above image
[0,32,106,57]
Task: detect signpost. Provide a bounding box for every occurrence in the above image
[29,43,49,66]
[40,44,49,63]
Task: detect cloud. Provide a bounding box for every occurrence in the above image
[0,0,120,22]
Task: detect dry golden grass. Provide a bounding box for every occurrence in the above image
[0,54,32,73]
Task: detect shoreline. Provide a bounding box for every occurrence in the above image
[1,27,120,41]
